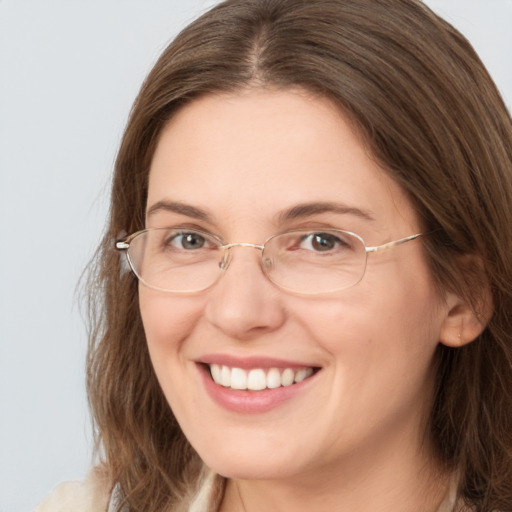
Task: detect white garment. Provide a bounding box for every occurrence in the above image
[32,467,110,512]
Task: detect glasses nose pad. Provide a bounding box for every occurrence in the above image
[219,251,231,271]
[262,256,273,273]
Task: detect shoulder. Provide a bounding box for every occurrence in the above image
[32,467,111,512]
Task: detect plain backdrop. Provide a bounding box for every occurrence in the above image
[0,1,510,511]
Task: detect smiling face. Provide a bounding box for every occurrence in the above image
[140,89,450,485]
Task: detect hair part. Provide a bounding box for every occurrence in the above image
[86,1,512,510]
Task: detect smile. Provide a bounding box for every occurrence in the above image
[209,364,315,391]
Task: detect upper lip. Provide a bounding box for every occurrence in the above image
[197,354,321,370]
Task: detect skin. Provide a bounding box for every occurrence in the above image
[140,88,472,511]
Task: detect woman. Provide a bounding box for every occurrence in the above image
[36,0,512,510]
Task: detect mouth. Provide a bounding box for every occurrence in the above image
[207,364,318,391]
[197,357,321,413]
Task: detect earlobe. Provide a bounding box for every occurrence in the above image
[439,292,492,348]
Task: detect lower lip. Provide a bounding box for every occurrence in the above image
[198,364,317,414]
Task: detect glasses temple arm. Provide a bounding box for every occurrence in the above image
[116,241,130,250]
[365,233,423,253]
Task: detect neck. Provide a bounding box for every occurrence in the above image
[219,432,451,512]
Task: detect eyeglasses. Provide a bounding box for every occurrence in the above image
[116,227,422,295]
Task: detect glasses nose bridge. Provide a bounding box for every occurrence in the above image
[222,241,265,251]
[219,241,265,272]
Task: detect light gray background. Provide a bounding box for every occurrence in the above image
[0,1,510,511]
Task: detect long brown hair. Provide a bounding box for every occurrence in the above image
[87,1,512,510]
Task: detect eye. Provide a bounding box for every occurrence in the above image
[168,231,207,250]
[299,232,348,252]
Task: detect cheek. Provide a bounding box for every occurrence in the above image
[291,258,443,373]
[364,251,443,338]
[138,289,209,423]
[138,288,204,361]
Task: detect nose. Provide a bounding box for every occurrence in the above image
[204,245,287,340]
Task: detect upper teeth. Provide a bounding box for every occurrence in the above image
[209,364,314,391]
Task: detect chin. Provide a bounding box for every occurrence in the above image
[207,458,296,481]
[191,437,313,481]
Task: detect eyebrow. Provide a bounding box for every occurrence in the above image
[278,202,376,223]
[146,199,375,225]
[146,200,211,221]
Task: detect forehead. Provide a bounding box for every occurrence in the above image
[147,89,418,235]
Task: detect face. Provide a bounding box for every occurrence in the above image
[140,89,450,484]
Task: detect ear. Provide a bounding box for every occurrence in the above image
[439,290,492,347]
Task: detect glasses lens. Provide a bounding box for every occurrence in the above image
[127,228,223,292]
[263,229,367,293]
